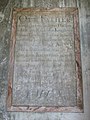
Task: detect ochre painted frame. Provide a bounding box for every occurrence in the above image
[7,8,83,112]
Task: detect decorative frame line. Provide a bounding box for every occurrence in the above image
[7,8,83,112]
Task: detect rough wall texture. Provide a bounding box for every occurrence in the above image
[0,0,90,120]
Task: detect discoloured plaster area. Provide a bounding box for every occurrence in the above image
[0,0,90,119]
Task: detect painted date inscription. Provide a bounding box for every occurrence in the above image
[13,11,77,106]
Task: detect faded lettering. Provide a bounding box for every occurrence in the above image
[13,11,77,106]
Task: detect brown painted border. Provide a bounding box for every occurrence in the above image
[7,8,83,112]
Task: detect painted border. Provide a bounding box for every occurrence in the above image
[7,8,83,112]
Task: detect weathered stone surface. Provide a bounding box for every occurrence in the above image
[0,0,9,11]
[0,0,15,119]
[0,113,3,120]
[13,10,76,107]
[0,0,90,119]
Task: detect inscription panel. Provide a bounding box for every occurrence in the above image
[7,8,83,112]
[13,10,76,106]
